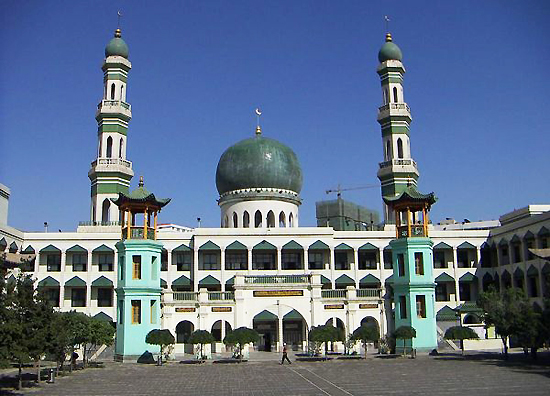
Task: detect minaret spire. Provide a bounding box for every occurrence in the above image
[255,108,262,136]
[88,27,133,225]
[375,33,419,224]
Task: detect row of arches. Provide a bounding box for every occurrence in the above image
[104,81,125,102]
[382,86,401,105]
[98,136,124,159]
[384,137,410,161]
[223,210,295,228]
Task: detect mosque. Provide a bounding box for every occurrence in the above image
[1,27,549,361]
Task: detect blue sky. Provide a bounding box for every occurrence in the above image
[2,0,549,232]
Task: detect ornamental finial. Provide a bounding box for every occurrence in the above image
[384,16,392,41]
[255,108,262,136]
[139,176,144,187]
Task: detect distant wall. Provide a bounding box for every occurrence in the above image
[0,183,10,225]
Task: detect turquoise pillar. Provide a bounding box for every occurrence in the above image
[390,237,437,353]
[115,239,163,361]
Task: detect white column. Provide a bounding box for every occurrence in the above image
[277,300,283,352]
[353,249,359,288]
[220,249,226,292]
[452,248,460,305]
[303,248,307,274]
[247,248,253,274]
[475,247,481,268]
[87,251,93,272]
[330,249,335,288]
[34,252,40,273]
[193,249,199,292]
[60,250,67,272]
[277,247,282,273]
[166,249,173,289]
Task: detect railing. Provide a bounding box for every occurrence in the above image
[321,289,347,299]
[378,102,410,114]
[397,225,426,238]
[244,275,310,284]
[357,289,380,298]
[122,227,155,240]
[97,100,131,111]
[91,158,132,168]
[173,292,198,301]
[78,221,121,226]
[208,292,235,301]
[378,159,418,169]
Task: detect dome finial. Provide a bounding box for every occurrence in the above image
[139,175,144,187]
[255,108,262,136]
[385,32,392,42]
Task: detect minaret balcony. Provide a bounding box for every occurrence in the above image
[378,159,417,170]
[397,225,427,238]
[122,226,155,240]
[91,158,133,169]
[96,100,132,119]
[377,102,411,121]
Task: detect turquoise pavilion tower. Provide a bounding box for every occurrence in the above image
[385,186,437,353]
[112,177,170,362]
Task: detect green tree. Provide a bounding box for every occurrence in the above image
[309,324,344,356]
[223,327,259,362]
[188,330,215,361]
[62,311,91,371]
[393,326,416,355]
[145,329,175,365]
[351,325,380,358]
[47,312,72,375]
[477,287,525,359]
[83,318,115,366]
[444,326,479,355]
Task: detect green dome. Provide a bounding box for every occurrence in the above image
[105,29,129,58]
[378,33,402,63]
[216,131,303,195]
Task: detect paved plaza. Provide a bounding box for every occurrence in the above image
[7,352,548,396]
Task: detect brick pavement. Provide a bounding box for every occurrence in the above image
[14,353,550,396]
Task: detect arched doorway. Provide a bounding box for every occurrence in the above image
[253,310,278,352]
[176,320,194,344]
[325,317,345,352]
[211,320,232,342]
[360,316,380,331]
[283,309,307,351]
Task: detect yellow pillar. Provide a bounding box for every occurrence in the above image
[406,207,411,238]
[126,209,132,240]
[154,211,158,240]
[144,208,148,239]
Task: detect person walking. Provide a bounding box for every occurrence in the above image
[280,343,291,365]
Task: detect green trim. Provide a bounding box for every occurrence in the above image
[93,312,113,322]
[542,263,550,274]
[91,276,113,287]
[501,270,511,280]
[65,276,86,287]
[382,125,410,137]
[527,266,538,276]
[456,302,483,314]
[254,310,277,321]
[40,244,61,253]
[524,231,535,240]
[359,274,380,286]
[225,241,247,251]
[160,279,167,288]
[385,274,394,283]
[513,268,524,278]
[359,242,377,251]
[335,274,354,286]
[457,242,476,249]
[22,246,35,254]
[93,183,130,195]
[104,73,127,83]
[91,171,133,179]
[510,235,521,243]
[282,240,303,250]
[66,245,87,253]
[199,241,220,251]
[321,275,331,285]
[199,275,220,286]
[334,243,353,251]
[226,276,235,285]
[173,243,192,252]
[435,273,455,282]
[0,237,6,247]
[433,242,452,250]
[308,240,329,250]
[498,239,508,247]
[93,244,114,253]
[253,240,276,251]
[436,306,457,321]
[172,275,191,286]
[38,276,60,287]
[97,124,128,136]
[459,273,477,282]
[283,309,303,320]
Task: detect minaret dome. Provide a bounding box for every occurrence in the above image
[105,28,129,59]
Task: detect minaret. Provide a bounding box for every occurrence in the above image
[88,28,134,225]
[376,33,419,224]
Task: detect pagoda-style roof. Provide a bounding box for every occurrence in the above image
[383,185,437,208]
[111,177,171,210]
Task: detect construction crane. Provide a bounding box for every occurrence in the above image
[325,184,379,198]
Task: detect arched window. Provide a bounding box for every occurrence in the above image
[386,140,391,160]
[393,87,398,103]
[289,213,294,227]
[175,321,194,344]
[279,212,286,228]
[92,203,96,222]
[254,210,262,228]
[243,211,250,228]
[110,83,115,100]
[224,215,229,228]
[232,212,238,228]
[106,137,113,158]
[120,85,124,101]
[101,199,110,223]
[98,138,102,157]
[397,138,403,159]
[266,211,275,228]
[119,138,124,158]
